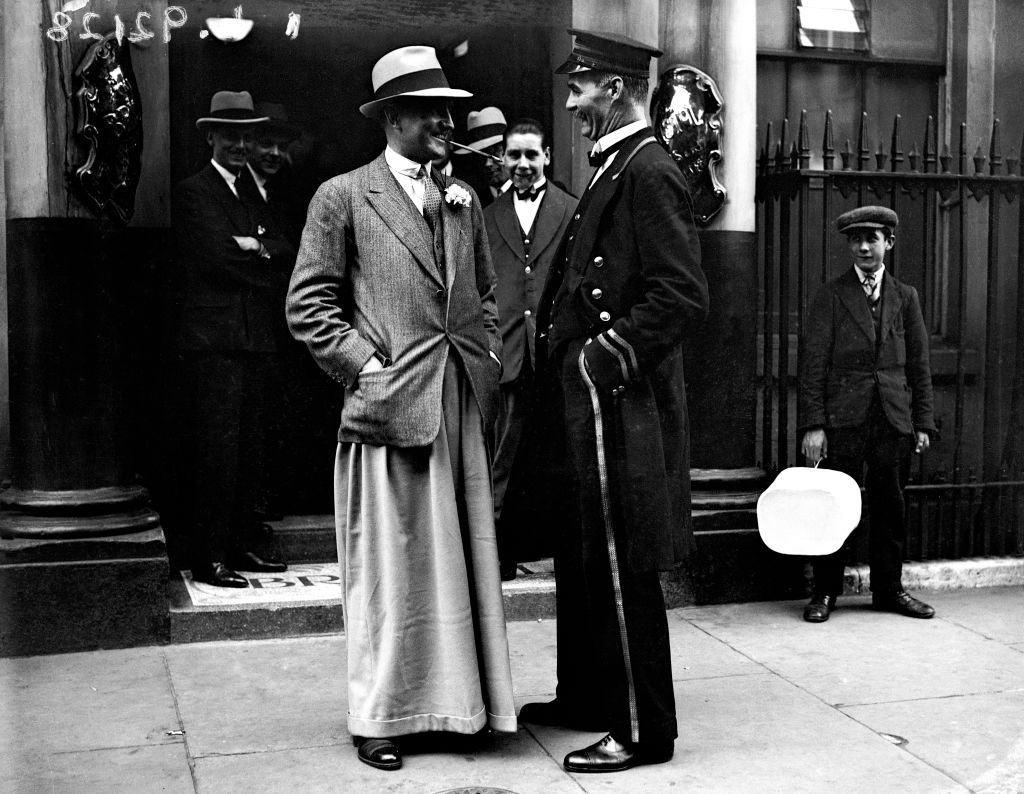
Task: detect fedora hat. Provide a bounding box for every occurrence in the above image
[254,101,302,141]
[453,106,507,155]
[196,90,269,129]
[359,45,471,118]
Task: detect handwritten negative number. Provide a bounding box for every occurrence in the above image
[47,7,188,44]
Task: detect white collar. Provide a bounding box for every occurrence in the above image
[385,145,428,178]
[854,264,885,282]
[591,119,648,156]
[246,163,267,188]
[513,176,547,195]
[210,158,241,185]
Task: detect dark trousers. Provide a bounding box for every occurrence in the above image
[177,351,275,568]
[813,401,913,597]
[493,368,530,566]
[552,340,677,748]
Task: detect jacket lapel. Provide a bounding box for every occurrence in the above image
[202,164,252,235]
[878,271,900,346]
[493,191,525,263]
[837,267,876,345]
[530,187,570,261]
[365,154,443,285]
[435,170,467,289]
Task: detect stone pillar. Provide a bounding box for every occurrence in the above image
[0,0,169,656]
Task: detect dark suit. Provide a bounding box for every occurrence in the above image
[484,183,576,562]
[536,127,708,748]
[172,162,296,569]
[798,267,936,595]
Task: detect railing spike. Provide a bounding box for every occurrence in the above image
[822,110,835,170]
[989,117,1002,175]
[875,137,888,171]
[790,140,799,170]
[857,111,870,170]
[798,109,811,169]
[958,122,967,174]
[973,142,987,174]
[908,142,919,172]
[939,143,951,174]
[890,114,903,172]
[764,120,774,173]
[840,137,853,171]
[923,115,936,173]
[1005,149,1018,177]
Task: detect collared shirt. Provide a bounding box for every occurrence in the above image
[385,145,430,213]
[246,163,269,203]
[589,119,648,186]
[438,161,453,177]
[211,158,242,198]
[854,264,885,302]
[513,176,547,235]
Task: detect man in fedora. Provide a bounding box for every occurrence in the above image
[286,46,516,771]
[171,90,292,587]
[453,106,509,206]
[799,206,937,622]
[524,29,709,773]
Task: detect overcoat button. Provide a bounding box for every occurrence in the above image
[591,288,603,299]
[525,266,532,273]
[524,309,532,317]
[574,213,580,220]
[599,311,611,322]
[593,256,604,267]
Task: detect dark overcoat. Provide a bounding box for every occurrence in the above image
[798,267,936,436]
[538,127,709,573]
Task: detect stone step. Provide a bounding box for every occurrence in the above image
[691,467,769,490]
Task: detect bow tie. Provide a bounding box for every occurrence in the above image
[588,142,623,168]
[515,186,544,202]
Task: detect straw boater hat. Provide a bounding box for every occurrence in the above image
[253,101,302,141]
[453,106,508,155]
[359,45,472,118]
[195,90,268,130]
[554,28,662,78]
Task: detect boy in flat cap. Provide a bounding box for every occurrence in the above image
[798,205,937,623]
[286,45,514,771]
[524,29,708,773]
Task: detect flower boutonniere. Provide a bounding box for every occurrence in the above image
[444,183,472,208]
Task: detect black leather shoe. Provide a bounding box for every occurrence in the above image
[518,699,607,732]
[227,551,287,573]
[803,593,837,623]
[872,590,935,618]
[194,562,249,588]
[564,733,673,773]
[354,737,401,771]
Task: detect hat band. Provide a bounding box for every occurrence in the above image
[206,108,260,121]
[560,52,649,77]
[372,68,449,101]
[466,123,506,144]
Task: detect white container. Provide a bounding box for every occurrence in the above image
[756,466,862,555]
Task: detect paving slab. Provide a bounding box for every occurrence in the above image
[165,636,348,757]
[680,595,1024,706]
[0,647,181,755]
[1,744,194,794]
[923,586,1024,644]
[843,689,1024,793]
[526,672,966,793]
[193,733,579,794]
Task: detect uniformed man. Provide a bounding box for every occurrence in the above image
[520,29,709,773]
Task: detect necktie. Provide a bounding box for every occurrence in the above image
[515,186,544,202]
[420,165,442,233]
[588,141,623,168]
[862,272,877,301]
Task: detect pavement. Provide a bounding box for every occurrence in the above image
[3,585,1024,794]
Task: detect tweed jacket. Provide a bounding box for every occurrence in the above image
[536,127,709,572]
[286,152,502,447]
[798,267,936,436]
[172,163,296,353]
[484,182,576,384]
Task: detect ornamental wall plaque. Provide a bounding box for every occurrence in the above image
[70,33,144,224]
[651,64,727,225]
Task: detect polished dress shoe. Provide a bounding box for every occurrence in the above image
[518,699,607,732]
[872,590,935,618]
[353,737,401,771]
[564,733,673,773]
[227,550,287,573]
[803,593,837,623]
[194,562,248,588]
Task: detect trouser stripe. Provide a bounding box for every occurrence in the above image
[578,346,640,744]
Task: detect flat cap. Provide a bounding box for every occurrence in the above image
[836,205,899,233]
[555,28,662,78]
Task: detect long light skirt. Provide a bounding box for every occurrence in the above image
[335,358,517,738]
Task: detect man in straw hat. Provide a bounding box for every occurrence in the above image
[799,205,937,623]
[286,45,515,771]
[171,90,293,588]
[453,106,509,205]
[524,29,708,773]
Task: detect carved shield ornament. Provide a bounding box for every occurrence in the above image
[71,33,144,223]
[650,64,726,225]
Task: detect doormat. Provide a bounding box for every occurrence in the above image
[181,562,342,607]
